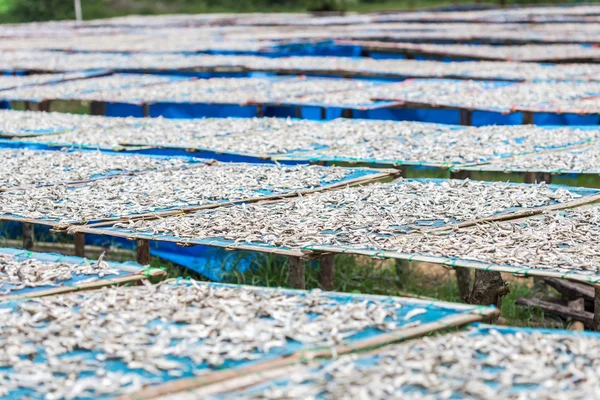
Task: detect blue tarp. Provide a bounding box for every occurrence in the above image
[220,323,599,399]
[66,179,599,280]
[0,247,144,297]
[0,279,492,400]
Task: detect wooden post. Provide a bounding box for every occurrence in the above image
[455,268,471,302]
[295,107,302,119]
[136,239,150,265]
[594,284,600,331]
[569,298,585,331]
[288,256,305,290]
[74,232,85,258]
[320,107,326,120]
[450,169,471,180]
[22,223,34,250]
[523,172,552,184]
[468,270,509,309]
[395,259,411,288]
[522,111,534,125]
[341,109,353,119]
[90,101,106,116]
[318,255,335,291]
[459,109,472,126]
[38,100,51,112]
[142,103,150,117]
[256,105,264,117]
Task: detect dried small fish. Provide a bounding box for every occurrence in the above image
[0,252,119,294]
[0,281,406,399]
[112,179,580,249]
[0,162,352,222]
[287,125,597,165]
[220,328,600,399]
[0,148,192,190]
[392,206,600,274]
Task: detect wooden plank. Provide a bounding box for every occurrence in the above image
[595,284,600,331]
[136,239,150,265]
[543,278,594,306]
[288,256,305,289]
[569,298,585,331]
[74,232,85,258]
[516,297,594,329]
[22,222,34,250]
[318,254,335,291]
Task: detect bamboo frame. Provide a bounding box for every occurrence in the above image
[69,185,600,273]
[0,157,214,193]
[74,169,398,228]
[1,268,166,302]
[119,307,497,400]
[0,168,397,230]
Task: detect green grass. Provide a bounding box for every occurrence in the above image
[225,253,569,329]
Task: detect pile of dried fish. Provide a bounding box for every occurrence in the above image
[0,281,407,399]
[0,74,179,101]
[370,79,501,103]
[363,42,600,62]
[377,80,600,112]
[0,71,90,90]
[391,206,600,274]
[0,148,192,190]
[532,95,600,113]
[113,180,580,249]
[0,253,119,295]
[30,118,450,153]
[169,119,450,155]
[29,116,291,147]
[70,76,377,104]
[0,163,352,222]
[227,328,600,399]
[468,143,600,173]
[75,77,275,103]
[285,125,597,165]
[0,109,127,137]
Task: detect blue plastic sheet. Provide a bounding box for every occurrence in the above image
[0,163,384,226]
[220,323,599,399]
[0,247,144,297]
[71,179,599,280]
[0,279,492,400]
[277,125,598,167]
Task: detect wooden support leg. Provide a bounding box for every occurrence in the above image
[455,268,472,302]
[288,256,305,290]
[459,109,472,126]
[256,105,264,117]
[142,103,150,117]
[450,169,471,180]
[524,172,552,184]
[318,255,335,291]
[74,232,85,258]
[90,101,106,116]
[569,298,585,331]
[341,109,353,119]
[136,239,150,265]
[38,100,51,112]
[522,111,534,125]
[320,107,326,120]
[22,223,34,251]
[468,270,509,309]
[594,284,600,331]
[395,259,411,288]
[295,107,302,119]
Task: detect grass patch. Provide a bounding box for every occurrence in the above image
[226,253,568,329]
